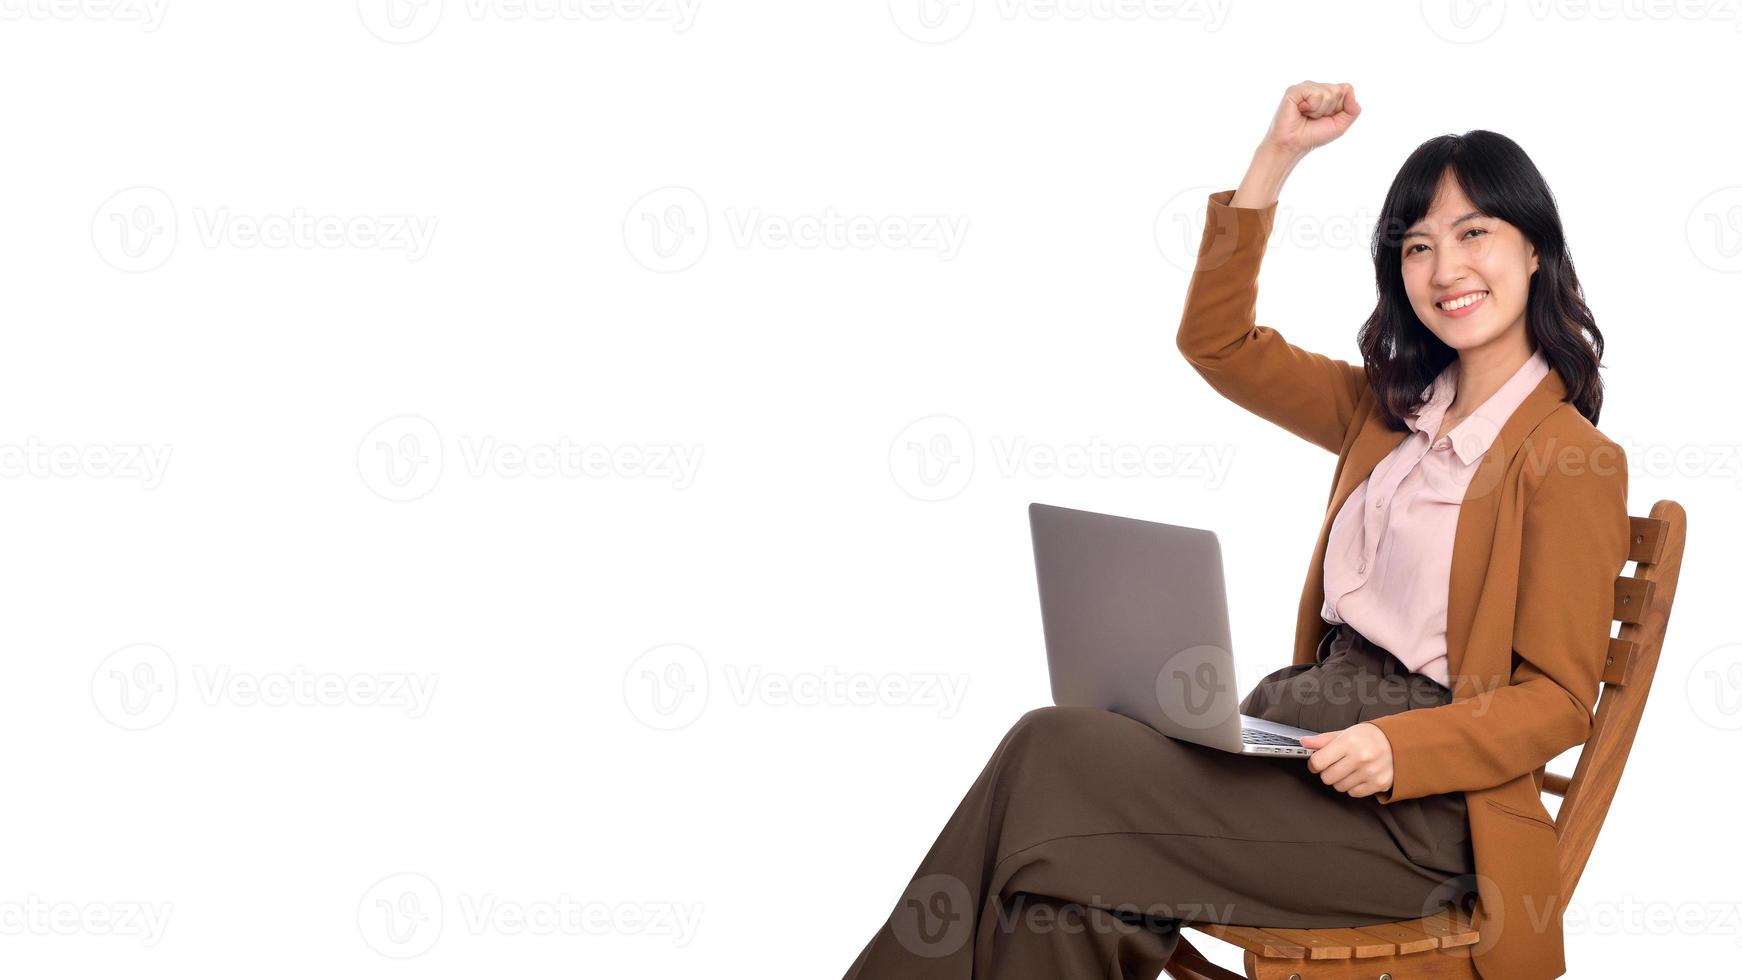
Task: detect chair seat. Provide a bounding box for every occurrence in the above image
[1188,905,1480,959]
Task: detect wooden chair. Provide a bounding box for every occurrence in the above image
[1161,500,1687,980]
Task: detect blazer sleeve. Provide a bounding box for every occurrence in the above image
[1367,436,1632,803]
[1175,189,1367,454]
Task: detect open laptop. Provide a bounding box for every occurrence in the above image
[1027,502,1319,757]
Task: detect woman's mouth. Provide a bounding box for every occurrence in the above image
[1436,290,1488,318]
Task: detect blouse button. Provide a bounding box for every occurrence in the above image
[1357,560,1367,574]
[1374,497,1384,509]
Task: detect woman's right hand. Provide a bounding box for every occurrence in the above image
[1261,81,1361,158]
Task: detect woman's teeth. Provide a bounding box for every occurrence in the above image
[1438,291,1488,311]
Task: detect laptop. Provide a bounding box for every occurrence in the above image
[1027,502,1320,757]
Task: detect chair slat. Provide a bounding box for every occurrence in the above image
[1244,926,1358,959]
[1411,908,1480,948]
[1543,770,1570,797]
[1188,923,1306,958]
[1347,919,1444,954]
[1612,577,1654,624]
[1603,636,1635,686]
[1628,515,1667,564]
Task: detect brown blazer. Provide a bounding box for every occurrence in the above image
[1176,189,1630,980]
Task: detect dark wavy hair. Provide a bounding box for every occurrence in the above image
[1359,130,1606,429]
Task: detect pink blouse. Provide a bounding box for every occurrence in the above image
[1320,347,1551,688]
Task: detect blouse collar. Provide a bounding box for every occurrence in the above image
[1406,347,1552,466]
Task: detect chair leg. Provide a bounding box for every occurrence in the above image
[1162,934,1248,980]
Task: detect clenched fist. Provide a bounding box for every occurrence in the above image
[1263,80,1362,157]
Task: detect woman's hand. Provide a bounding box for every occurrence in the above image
[1298,721,1394,798]
[1262,81,1361,157]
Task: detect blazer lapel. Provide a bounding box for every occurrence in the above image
[1303,363,1572,689]
[1442,363,1569,686]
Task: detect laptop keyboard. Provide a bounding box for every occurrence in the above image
[1240,728,1303,747]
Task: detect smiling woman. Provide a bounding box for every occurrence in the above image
[1358,130,1609,435]
[841,82,1630,980]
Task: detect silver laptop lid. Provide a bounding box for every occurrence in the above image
[1027,502,1245,747]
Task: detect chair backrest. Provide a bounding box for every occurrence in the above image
[1542,498,1687,901]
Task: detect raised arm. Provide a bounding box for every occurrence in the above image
[1175,82,1369,454]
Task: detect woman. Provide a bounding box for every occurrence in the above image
[840,82,1630,980]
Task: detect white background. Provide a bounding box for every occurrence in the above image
[2,1,1738,976]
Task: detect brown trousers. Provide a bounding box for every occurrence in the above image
[839,622,1476,980]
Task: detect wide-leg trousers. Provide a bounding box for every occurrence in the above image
[839,622,1477,980]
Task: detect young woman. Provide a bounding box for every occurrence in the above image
[840,81,1629,980]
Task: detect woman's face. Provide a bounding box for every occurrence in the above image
[1400,173,1538,353]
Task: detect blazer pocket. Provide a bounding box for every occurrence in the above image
[1484,797,1558,834]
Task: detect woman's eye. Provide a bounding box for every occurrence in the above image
[1405,227,1487,256]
